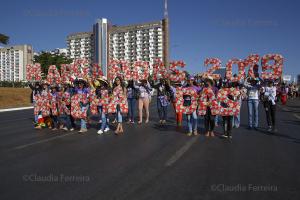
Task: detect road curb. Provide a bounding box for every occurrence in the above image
[0,106,33,113]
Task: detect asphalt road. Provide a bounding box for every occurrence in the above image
[0,99,299,200]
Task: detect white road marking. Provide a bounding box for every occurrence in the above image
[0,106,33,113]
[165,136,198,167]
[12,132,75,150]
[294,114,300,120]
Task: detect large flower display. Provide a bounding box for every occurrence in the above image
[107,87,128,114]
[175,87,198,114]
[261,54,283,80]
[225,58,246,82]
[26,63,42,81]
[217,88,241,116]
[169,61,186,82]
[71,94,89,119]
[202,58,222,80]
[198,88,219,115]
[47,65,61,85]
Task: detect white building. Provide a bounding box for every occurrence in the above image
[66,32,93,62]
[0,45,33,81]
[66,19,169,76]
[109,21,164,71]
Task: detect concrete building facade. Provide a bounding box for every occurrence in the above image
[108,20,164,73]
[66,17,169,76]
[66,32,93,62]
[0,45,33,81]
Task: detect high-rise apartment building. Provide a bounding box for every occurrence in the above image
[66,32,93,62]
[0,45,33,81]
[108,21,164,73]
[66,1,169,76]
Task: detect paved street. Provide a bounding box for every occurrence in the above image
[0,99,299,200]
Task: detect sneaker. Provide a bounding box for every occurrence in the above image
[221,134,228,138]
[62,127,68,131]
[70,128,74,131]
[267,126,272,132]
[97,130,103,135]
[193,131,198,136]
[130,120,135,124]
[35,125,42,129]
[78,128,87,133]
[104,127,110,132]
[52,128,58,131]
[187,132,193,136]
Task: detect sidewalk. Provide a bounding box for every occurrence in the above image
[0,106,33,113]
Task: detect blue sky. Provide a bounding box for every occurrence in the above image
[1,0,299,77]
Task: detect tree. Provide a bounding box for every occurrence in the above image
[34,52,73,76]
[0,33,9,45]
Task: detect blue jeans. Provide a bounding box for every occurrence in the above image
[157,98,168,120]
[215,115,220,126]
[80,105,89,129]
[60,114,72,129]
[233,114,240,128]
[52,115,58,128]
[247,99,259,128]
[117,105,122,123]
[33,102,38,123]
[127,98,136,121]
[233,99,242,128]
[187,111,198,133]
[98,106,108,131]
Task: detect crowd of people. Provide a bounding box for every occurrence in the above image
[29,73,299,138]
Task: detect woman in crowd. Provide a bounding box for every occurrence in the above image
[135,79,152,124]
[220,81,234,139]
[262,80,277,132]
[184,76,200,136]
[280,83,288,105]
[112,76,127,134]
[126,80,137,123]
[171,82,182,128]
[75,79,90,133]
[232,81,242,128]
[203,78,217,137]
[95,77,110,134]
[28,82,42,125]
[244,77,261,130]
[214,78,222,127]
[59,82,73,131]
[153,78,172,124]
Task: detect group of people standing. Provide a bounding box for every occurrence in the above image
[30,73,286,138]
